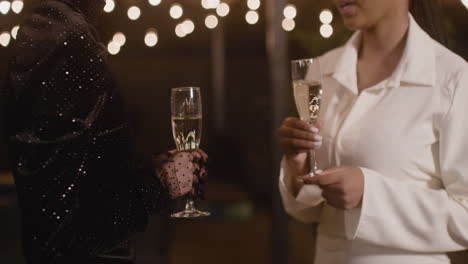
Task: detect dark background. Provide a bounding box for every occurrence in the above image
[1,0,467,263]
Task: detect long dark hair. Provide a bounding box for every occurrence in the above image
[409,0,448,46]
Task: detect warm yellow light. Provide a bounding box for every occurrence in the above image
[107,41,120,55]
[201,0,220,9]
[247,0,260,10]
[319,9,333,24]
[282,18,295,32]
[0,31,11,47]
[170,4,183,19]
[11,0,23,14]
[283,4,296,19]
[182,19,195,34]
[0,1,11,15]
[175,24,187,37]
[104,0,115,13]
[462,0,468,9]
[216,3,230,17]
[128,6,141,20]
[144,30,158,47]
[11,25,19,39]
[245,10,259,25]
[148,0,162,6]
[113,32,126,46]
[320,24,333,38]
[205,14,218,29]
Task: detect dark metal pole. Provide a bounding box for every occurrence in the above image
[266,0,289,264]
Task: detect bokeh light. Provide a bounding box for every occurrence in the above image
[216,3,230,17]
[319,9,333,24]
[104,0,115,13]
[170,4,183,19]
[0,31,11,47]
[144,29,158,47]
[128,6,141,20]
[245,10,259,25]
[205,14,219,29]
[11,25,19,40]
[11,0,23,14]
[282,18,295,32]
[320,24,333,38]
[283,4,297,19]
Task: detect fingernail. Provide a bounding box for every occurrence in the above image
[296,177,304,184]
[313,135,322,141]
[315,169,324,174]
[310,127,319,133]
[313,141,322,147]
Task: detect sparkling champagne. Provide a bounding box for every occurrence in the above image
[293,80,322,123]
[171,115,202,151]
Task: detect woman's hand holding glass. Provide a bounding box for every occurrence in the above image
[278,117,322,196]
[154,149,208,199]
[304,166,364,210]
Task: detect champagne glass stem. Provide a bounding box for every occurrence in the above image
[184,194,196,211]
[309,150,318,176]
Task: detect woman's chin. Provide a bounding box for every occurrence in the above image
[342,16,366,31]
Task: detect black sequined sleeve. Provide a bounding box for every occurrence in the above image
[8,2,169,263]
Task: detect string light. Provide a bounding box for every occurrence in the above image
[245,10,259,25]
[0,1,11,15]
[128,6,141,20]
[283,4,296,19]
[205,14,218,29]
[216,3,230,17]
[104,0,115,13]
[175,24,187,37]
[170,4,183,19]
[113,32,126,46]
[182,19,195,35]
[144,29,158,46]
[148,0,162,6]
[282,18,295,31]
[201,0,220,10]
[247,0,260,10]
[107,41,120,55]
[11,0,23,14]
[319,9,333,24]
[462,0,468,9]
[320,24,333,38]
[0,31,11,47]
[11,25,19,39]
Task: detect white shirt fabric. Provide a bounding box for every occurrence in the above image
[279,14,468,264]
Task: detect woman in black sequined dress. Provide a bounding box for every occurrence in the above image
[1,0,207,263]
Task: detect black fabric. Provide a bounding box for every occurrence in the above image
[5,1,169,263]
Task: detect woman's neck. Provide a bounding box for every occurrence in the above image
[359,12,410,61]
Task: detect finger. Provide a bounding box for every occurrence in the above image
[283,117,315,132]
[317,167,346,175]
[278,127,322,142]
[280,138,321,152]
[322,190,341,208]
[314,120,324,130]
[321,183,345,195]
[194,149,208,162]
[307,173,342,186]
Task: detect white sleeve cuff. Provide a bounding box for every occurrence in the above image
[343,167,373,240]
[279,157,325,223]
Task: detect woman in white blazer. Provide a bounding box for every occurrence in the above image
[277,0,468,263]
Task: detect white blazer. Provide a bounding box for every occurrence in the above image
[279,14,468,264]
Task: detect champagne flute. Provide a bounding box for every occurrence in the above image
[291,59,323,176]
[170,87,210,218]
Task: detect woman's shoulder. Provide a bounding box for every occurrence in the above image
[432,41,467,80]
